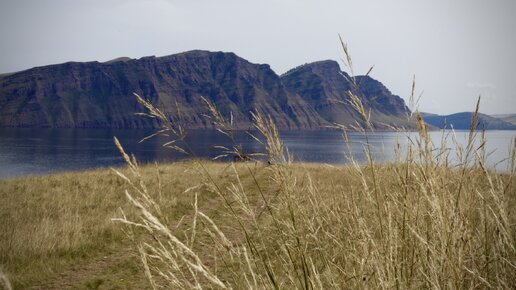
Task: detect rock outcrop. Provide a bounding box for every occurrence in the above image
[0,50,412,130]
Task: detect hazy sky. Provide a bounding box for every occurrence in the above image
[1,0,515,114]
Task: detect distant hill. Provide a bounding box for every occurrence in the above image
[0,50,413,129]
[420,112,437,117]
[0,72,15,78]
[104,57,132,64]
[422,112,516,130]
[492,114,516,125]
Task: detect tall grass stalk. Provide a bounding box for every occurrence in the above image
[0,270,12,290]
[112,43,516,289]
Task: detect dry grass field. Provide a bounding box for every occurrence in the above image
[0,161,271,289]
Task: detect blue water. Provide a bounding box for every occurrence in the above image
[0,128,514,179]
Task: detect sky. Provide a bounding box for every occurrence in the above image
[1,0,515,115]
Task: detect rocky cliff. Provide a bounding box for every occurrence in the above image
[281,60,411,129]
[0,50,412,130]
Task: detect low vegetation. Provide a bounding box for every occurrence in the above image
[0,161,272,288]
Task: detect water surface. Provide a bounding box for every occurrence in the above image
[0,128,514,179]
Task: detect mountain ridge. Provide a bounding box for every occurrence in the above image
[492,114,516,125]
[422,112,516,130]
[0,50,413,130]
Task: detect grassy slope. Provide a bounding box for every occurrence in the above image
[1,160,515,289]
[0,162,268,289]
[0,166,145,289]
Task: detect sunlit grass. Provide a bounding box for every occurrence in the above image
[0,161,268,288]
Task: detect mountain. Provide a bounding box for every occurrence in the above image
[0,50,412,130]
[0,72,15,78]
[104,57,132,64]
[281,61,412,129]
[492,114,516,125]
[422,112,516,130]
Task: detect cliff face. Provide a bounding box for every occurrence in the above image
[281,60,411,129]
[0,50,411,130]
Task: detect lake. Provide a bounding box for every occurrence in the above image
[0,128,514,179]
